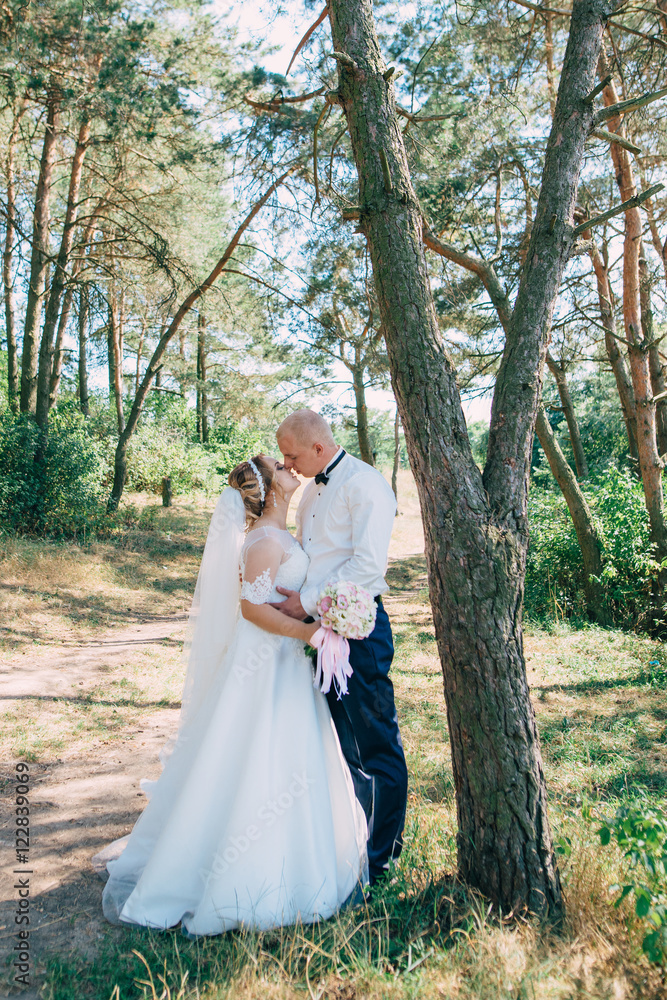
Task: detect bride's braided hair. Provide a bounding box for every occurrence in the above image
[228,455,276,525]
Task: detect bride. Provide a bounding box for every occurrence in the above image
[93,455,368,936]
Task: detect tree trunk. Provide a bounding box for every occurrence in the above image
[640,170,667,288]
[135,319,146,395]
[77,286,89,417]
[162,476,172,507]
[35,117,90,427]
[545,351,589,478]
[3,100,24,414]
[586,236,639,461]
[392,406,400,499]
[48,284,74,410]
[108,296,125,434]
[327,0,607,917]
[352,347,374,465]
[196,312,209,444]
[20,90,59,414]
[48,209,102,413]
[639,245,667,457]
[599,60,667,575]
[545,13,557,116]
[535,406,609,623]
[107,170,292,511]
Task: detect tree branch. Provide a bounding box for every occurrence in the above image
[607,17,667,50]
[583,73,613,104]
[509,0,571,16]
[422,224,513,333]
[595,85,667,123]
[572,183,665,236]
[590,127,642,155]
[395,105,458,123]
[286,6,330,76]
[243,86,327,114]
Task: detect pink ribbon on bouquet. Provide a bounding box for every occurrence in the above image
[310,626,353,699]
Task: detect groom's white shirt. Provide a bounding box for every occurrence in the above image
[295,448,397,617]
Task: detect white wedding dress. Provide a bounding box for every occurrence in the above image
[93,505,367,936]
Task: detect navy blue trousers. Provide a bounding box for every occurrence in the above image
[326,601,408,884]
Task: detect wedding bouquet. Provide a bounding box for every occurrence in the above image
[309,581,377,699]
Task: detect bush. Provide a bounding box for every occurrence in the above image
[207,421,267,478]
[0,409,104,537]
[597,799,667,964]
[525,466,653,627]
[125,425,221,494]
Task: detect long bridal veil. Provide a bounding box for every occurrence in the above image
[178,486,246,730]
[92,487,247,870]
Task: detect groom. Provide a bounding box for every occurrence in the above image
[273,409,408,886]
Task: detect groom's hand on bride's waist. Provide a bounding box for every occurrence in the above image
[269,587,307,620]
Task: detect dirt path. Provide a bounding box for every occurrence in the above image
[0,616,188,998]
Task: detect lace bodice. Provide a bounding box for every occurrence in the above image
[240,526,309,605]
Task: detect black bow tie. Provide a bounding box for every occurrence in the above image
[314,450,346,485]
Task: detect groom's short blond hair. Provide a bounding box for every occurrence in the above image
[277,409,335,446]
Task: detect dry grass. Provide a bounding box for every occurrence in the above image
[0,492,212,659]
[5,471,667,998]
[1,643,185,761]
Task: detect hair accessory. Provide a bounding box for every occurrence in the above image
[247,459,266,506]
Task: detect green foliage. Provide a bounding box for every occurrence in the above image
[207,421,268,478]
[597,800,667,964]
[541,370,632,478]
[525,467,653,626]
[0,410,104,537]
[123,412,271,494]
[125,425,221,494]
[467,419,489,470]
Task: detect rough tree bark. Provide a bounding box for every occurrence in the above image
[599,59,667,575]
[544,351,589,478]
[35,117,91,427]
[196,311,209,444]
[20,90,59,414]
[3,99,25,414]
[327,0,614,916]
[107,170,292,511]
[535,405,609,623]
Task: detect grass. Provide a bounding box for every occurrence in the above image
[0,492,212,657]
[5,471,667,998]
[1,647,184,761]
